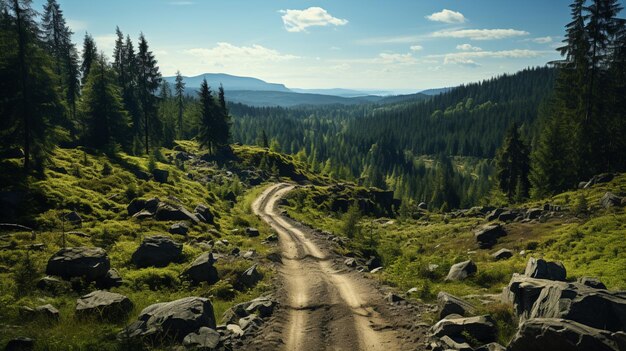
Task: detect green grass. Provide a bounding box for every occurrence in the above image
[0,142,293,350]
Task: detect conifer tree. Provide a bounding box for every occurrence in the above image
[197,78,217,152]
[495,123,530,202]
[80,33,97,83]
[215,84,231,149]
[174,70,185,138]
[136,33,161,154]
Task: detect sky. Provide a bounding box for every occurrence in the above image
[32,0,621,92]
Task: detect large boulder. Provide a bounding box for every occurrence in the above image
[76,290,133,320]
[96,269,123,289]
[182,252,219,285]
[121,297,216,341]
[445,260,477,281]
[430,315,498,344]
[600,192,623,209]
[222,296,278,325]
[508,318,626,351]
[45,247,110,281]
[492,248,513,260]
[19,304,60,321]
[524,257,566,281]
[169,222,189,236]
[584,173,615,188]
[131,235,182,268]
[155,203,199,224]
[578,277,607,290]
[504,274,626,331]
[474,224,507,249]
[437,292,476,319]
[194,204,214,224]
[152,168,169,183]
[183,327,220,350]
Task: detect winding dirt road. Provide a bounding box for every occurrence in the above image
[251,183,421,351]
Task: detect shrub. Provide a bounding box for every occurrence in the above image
[127,268,180,291]
[101,162,113,176]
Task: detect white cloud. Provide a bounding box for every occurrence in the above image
[185,42,299,63]
[67,19,87,33]
[456,43,482,51]
[377,53,417,65]
[432,28,529,41]
[357,35,422,45]
[280,7,348,33]
[441,49,541,66]
[94,34,117,52]
[531,36,553,44]
[410,45,423,51]
[426,9,466,24]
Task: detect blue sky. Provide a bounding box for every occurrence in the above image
[33,0,621,91]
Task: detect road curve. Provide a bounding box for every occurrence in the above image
[252,183,402,351]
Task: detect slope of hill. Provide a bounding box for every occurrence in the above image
[163,73,290,92]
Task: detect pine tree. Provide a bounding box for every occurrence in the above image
[79,53,129,152]
[215,84,231,149]
[136,33,161,154]
[495,123,530,202]
[174,70,185,139]
[80,33,97,83]
[197,78,217,152]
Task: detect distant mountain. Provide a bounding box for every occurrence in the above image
[419,87,452,96]
[290,88,389,98]
[163,73,290,92]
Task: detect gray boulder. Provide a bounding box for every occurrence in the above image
[36,276,70,294]
[508,318,626,351]
[19,304,60,321]
[169,222,189,235]
[131,235,182,268]
[152,168,169,183]
[492,248,513,260]
[155,203,199,224]
[194,204,214,224]
[46,247,110,281]
[504,274,626,331]
[430,315,497,344]
[584,173,615,188]
[578,276,607,290]
[245,227,260,237]
[76,290,133,320]
[486,208,505,221]
[474,224,507,249]
[122,297,216,341]
[96,268,123,289]
[182,327,220,350]
[526,208,543,220]
[445,260,477,281]
[524,257,566,281]
[600,192,623,209]
[239,264,262,289]
[439,335,473,351]
[498,210,518,222]
[182,252,219,285]
[437,292,475,319]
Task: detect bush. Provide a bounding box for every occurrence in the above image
[13,252,38,297]
[101,162,113,176]
[209,280,236,300]
[127,268,180,291]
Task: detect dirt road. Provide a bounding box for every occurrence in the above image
[251,183,423,351]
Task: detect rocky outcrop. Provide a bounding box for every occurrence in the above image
[600,192,624,209]
[474,224,507,249]
[76,290,133,320]
[524,257,566,281]
[45,247,110,282]
[508,318,626,351]
[445,260,477,281]
[182,252,219,285]
[437,292,476,319]
[492,248,513,260]
[155,203,199,224]
[122,297,215,341]
[131,235,182,268]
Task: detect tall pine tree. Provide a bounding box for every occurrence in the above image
[495,123,530,202]
[136,33,161,154]
[174,70,185,139]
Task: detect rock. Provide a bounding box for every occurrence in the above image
[242,250,255,259]
[365,256,382,270]
[230,247,240,256]
[445,260,477,281]
[418,202,428,210]
[437,292,475,319]
[36,276,70,293]
[430,315,497,344]
[182,252,219,285]
[526,208,543,220]
[176,152,191,161]
[344,258,358,267]
[169,222,189,235]
[385,293,405,303]
[370,267,383,273]
[524,257,566,281]
[131,235,183,268]
[194,204,214,224]
[266,252,282,263]
[407,287,419,296]
[245,297,277,318]
[492,248,513,260]
[45,247,110,282]
[584,173,615,188]
[132,210,153,220]
[264,234,278,242]
[122,297,216,341]
[508,318,625,351]
[504,274,626,331]
[239,314,263,332]
[600,192,623,209]
[578,277,607,290]
[152,168,169,183]
[96,269,123,288]
[474,224,507,249]
[439,335,473,351]
[4,337,34,351]
[474,342,506,351]
[127,199,147,216]
[65,211,82,223]
[182,327,220,350]
[498,210,518,222]
[76,290,133,320]
[238,264,262,289]
[486,208,505,221]
[19,304,60,321]
[143,198,160,213]
[155,203,199,224]
[245,227,260,237]
[226,324,243,337]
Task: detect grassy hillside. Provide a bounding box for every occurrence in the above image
[0,142,319,350]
